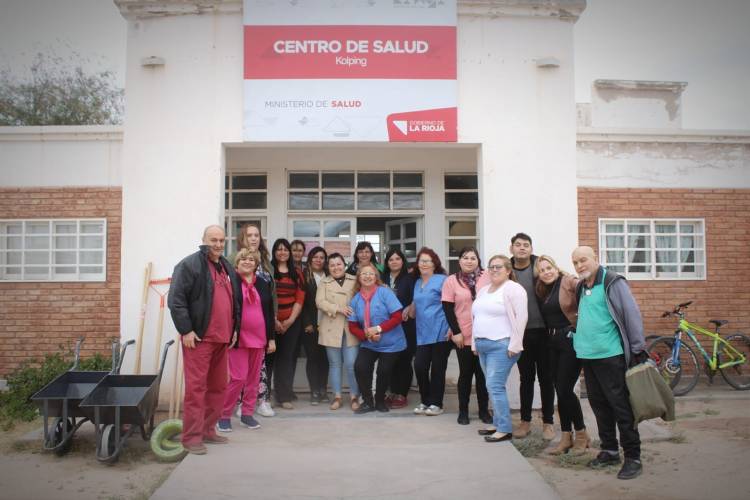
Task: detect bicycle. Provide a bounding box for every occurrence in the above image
[647,301,750,396]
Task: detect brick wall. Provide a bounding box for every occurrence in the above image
[0,187,121,377]
[578,188,750,354]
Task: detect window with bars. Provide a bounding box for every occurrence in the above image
[599,218,706,280]
[0,219,107,281]
[287,171,424,212]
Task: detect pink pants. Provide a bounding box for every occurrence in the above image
[181,341,228,446]
[221,346,265,418]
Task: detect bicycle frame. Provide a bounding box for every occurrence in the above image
[674,318,746,371]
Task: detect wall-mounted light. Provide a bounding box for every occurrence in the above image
[141,56,165,67]
[536,57,560,68]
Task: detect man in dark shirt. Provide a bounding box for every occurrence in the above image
[168,225,242,455]
[510,232,555,440]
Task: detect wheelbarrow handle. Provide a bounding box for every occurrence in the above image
[70,337,85,371]
[157,340,176,382]
[115,339,136,375]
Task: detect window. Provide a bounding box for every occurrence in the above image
[225,174,267,210]
[223,216,267,257]
[446,217,480,274]
[289,218,354,259]
[599,219,706,280]
[444,174,479,210]
[0,219,107,281]
[288,171,424,212]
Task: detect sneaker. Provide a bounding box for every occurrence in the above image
[413,403,428,415]
[588,451,622,468]
[390,395,408,409]
[617,459,643,480]
[216,418,232,433]
[424,405,444,416]
[256,401,275,417]
[355,402,376,414]
[240,415,261,429]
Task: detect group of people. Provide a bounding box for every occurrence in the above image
[168,226,648,481]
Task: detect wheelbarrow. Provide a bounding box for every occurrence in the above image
[30,338,134,456]
[80,339,175,464]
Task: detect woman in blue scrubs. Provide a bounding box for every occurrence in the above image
[408,247,451,416]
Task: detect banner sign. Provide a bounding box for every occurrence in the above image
[243,0,457,142]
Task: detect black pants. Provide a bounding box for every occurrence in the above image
[389,319,416,397]
[455,345,489,414]
[414,341,452,408]
[274,317,303,404]
[548,328,584,432]
[518,327,555,423]
[583,355,641,460]
[300,325,329,395]
[354,348,400,406]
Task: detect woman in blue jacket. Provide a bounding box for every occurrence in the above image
[348,263,406,413]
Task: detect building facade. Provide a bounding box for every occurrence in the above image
[1,1,748,400]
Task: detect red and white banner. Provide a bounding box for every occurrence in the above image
[243,0,457,142]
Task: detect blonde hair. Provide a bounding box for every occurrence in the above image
[487,254,516,282]
[234,248,261,269]
[352,263,383,293]
[534,254,569,298]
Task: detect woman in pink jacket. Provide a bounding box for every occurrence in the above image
[471,254,528,443]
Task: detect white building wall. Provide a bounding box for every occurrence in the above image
[0,126,122,187]
[577,131,750,188]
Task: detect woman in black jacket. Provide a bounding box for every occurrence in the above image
[301,246,330,404]
[381,248,416,409]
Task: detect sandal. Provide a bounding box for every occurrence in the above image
[350,397,361,411]
[330,397,342,411]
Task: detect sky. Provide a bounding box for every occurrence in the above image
[1,0,748,130]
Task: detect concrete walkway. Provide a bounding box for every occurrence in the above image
[150,401,559,500]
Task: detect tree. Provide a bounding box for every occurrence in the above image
[0,53,124,126]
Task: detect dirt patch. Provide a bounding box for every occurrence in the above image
[526,396,750,500]
[0,413,178,500]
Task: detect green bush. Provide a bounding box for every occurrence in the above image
[0,349,113,430]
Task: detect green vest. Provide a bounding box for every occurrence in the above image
[574,269,624,359]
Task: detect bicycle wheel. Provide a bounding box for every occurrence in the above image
[719,334,750,390]
[647,337,700,396]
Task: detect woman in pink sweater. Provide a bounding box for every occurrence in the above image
[471,254,528,443]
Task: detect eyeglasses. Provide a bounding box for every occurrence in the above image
[360,272,376,277]
[487,265,506,271]
[418,259,433,265]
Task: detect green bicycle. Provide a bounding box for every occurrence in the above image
[647,301,750,396]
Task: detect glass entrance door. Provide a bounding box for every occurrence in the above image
[385,218,422,264]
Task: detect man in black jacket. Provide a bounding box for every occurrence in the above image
[168,225,242,455]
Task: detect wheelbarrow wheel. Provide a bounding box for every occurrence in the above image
[50,417,74,456]
[150,419,187,462]
[99,424,120,464]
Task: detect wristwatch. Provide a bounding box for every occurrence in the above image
[376,325,382,334]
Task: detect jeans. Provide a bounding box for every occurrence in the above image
[582,355,641,460]
[325,334,360,397]
[414,341,452,408]
[456,344,489,414]
[549,328,585,432]
[518,327,555,423]
[476,337,520,434]
[354,348,400,406]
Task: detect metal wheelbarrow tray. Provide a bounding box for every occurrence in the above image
[80,340,174,464]
[30,338,127,455]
